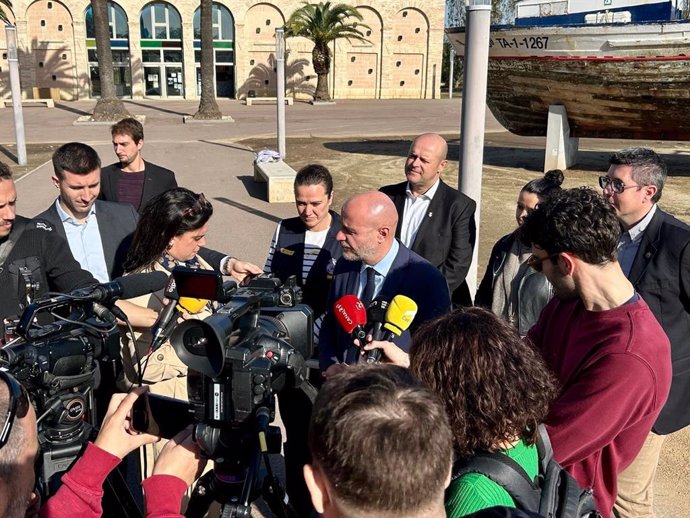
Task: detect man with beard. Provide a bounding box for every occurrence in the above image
[318,191,451,378]
[600,148,690,518]
[521,187,672,518]
[99,118,176,213]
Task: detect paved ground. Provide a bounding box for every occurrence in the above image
[1,98,688,517]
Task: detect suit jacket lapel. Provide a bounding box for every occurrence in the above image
[628,208,662,285]
[47,203,68,241]
[95,201,116,279]
[141,166,155,207]
[392,186,406,239]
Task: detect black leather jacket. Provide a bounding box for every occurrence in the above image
[475,233,553,335]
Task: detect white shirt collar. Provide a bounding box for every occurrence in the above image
[405,178,441,201]
[55,198,97,224]
[625,204,657,243]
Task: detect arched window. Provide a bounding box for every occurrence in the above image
[192,3,235,97]
[140,2,184,97]
[85,1,131,97]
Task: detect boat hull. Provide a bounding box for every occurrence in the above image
[447,21,690,140]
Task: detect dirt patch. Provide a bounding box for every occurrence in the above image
[0,143,61,180]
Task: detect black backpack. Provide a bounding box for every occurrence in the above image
[452,425,601,518]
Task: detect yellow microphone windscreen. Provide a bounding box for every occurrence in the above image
[177,297,208,314]
[383,295,418,336]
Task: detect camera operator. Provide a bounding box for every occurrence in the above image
[0,162,96,333]
[0,374,205,518]
[305,364,453,518]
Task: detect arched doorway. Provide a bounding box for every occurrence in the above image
[140,2,183,97]
[193,2,235,98]
[85,1,131,97]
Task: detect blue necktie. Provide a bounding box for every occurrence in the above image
[362,267,376,307]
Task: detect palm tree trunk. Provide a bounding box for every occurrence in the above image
[91,0,130,121]
[312,42,331,101]
[193,0,222,119]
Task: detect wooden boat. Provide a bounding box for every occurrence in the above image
[446,1,690,140]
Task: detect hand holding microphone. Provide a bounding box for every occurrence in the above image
[363,295,418,365]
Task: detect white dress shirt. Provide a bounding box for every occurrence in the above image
[400,179,440,248]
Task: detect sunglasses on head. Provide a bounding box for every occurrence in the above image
[598,176,642,194]
[0,370,30,450]
[181,193,208,218]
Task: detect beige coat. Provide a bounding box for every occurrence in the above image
[118,257,214,401]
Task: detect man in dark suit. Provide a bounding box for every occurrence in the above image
[99,118,176,213]
[319,191,451,378]
[602,147,690,518]
[36,142,138,282]
[380,133,476,305]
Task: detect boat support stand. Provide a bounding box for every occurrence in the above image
[544,104,579,172]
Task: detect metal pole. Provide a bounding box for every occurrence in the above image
[448,46,455,99]
[5,25,27,166]
[275,28,286,160]
[459,0,491,298]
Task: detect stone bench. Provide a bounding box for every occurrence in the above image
[245,96,294,106]
[3,99,55,108]
[253,160,297,203]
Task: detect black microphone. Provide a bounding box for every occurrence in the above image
[365,297,390,363]
[71,272,169,303]
[150,274,180,353]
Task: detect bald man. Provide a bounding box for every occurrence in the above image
[380,133,476,305]
[319,192,451,375]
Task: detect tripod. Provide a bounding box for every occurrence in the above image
[185,407,298,518]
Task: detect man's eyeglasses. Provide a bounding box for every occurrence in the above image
[0,370,30,450]
[598,176,642,194]
[527,253,558,273]
[181,193,208,218]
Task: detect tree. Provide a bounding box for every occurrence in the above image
[0,0,11,24]
[193,0,222,119]
[285,2,369,102]
[91,0,130,121]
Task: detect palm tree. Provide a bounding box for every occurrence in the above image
[0,0,12,24]
[193,0,222,119]
[91,0,130,121]
[285,2,369,102]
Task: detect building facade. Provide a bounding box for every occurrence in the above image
[0,0,444,101]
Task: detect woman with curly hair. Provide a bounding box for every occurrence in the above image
[408,307,559,517]
[475,169,563,335]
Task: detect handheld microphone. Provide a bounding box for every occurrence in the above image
[150,275,180,353]
[333,295,367,341]
[383,295,418,341]
[365,295,417,364]
[71,271,169,304]
[177,297,209,314]
[366,297,390,341]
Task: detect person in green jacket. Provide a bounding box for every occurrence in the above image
[409,307,559,517]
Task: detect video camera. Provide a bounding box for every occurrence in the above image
[0,271,168,497]
[160,267,314,518]
[168,267,313,454]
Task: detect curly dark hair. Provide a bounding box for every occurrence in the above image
[610,147,667,203]
[520,186,621,265]
[124,188,213,272]
[409,307,558,458]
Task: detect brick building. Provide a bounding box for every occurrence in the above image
[0,0,444,101]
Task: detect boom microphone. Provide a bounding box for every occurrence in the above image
[71,271,169,303]
[333,295,367,340]
[365,295,417,364]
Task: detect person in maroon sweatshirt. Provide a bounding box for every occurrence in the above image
[519,187,672,518]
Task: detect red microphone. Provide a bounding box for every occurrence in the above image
[333,295,367,341]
